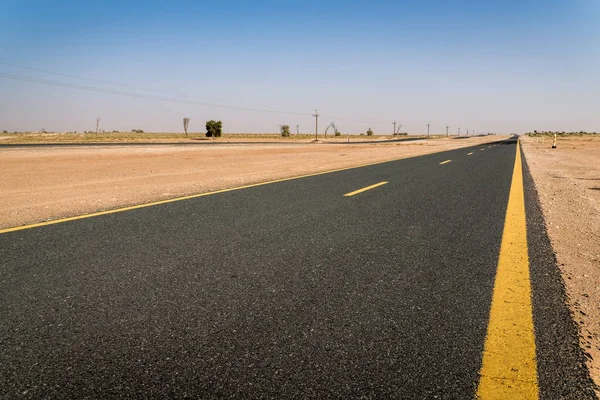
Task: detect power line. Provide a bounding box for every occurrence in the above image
[0,62,169,94]
[1,70,429,127]
[320,114,389,125]
[2,63,424,126]
[1,65,482,132]
[0,63,440,127]
[0,72,309,116]
[0,62,312,115]
[0,71,398,124]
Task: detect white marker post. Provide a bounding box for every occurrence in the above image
[552,134,557,149]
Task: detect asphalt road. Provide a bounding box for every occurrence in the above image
[0,140,595,398]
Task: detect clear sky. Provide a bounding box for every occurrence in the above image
[1,0,598,134]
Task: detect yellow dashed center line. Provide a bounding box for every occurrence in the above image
[343,181,388,197]
[468,152,474,156]
[439,160,452,165]
[480,149,485,151]
[0,157,407,234]
[476,140,539,399]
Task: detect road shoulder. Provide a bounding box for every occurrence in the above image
[522,150,598,399]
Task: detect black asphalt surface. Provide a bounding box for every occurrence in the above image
[329,137,427,144]
[0,140,596,398]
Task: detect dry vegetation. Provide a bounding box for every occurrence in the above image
[0,131,201,144]
[0,131,441,145]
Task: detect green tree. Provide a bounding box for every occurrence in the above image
[367,128,374,136]
[206,120,222,138]
[280,125,290,137]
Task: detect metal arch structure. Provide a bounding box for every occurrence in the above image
[393,122,403,135]
[324,122,334,137]
[183,117,191,137]
[324,122,340,137]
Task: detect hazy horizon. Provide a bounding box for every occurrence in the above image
[1,0,598,135]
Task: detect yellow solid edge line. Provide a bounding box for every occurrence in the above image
[439,160,452,164]
[476,140,539,399]
[343,181,388,197]
[0,157,403,235]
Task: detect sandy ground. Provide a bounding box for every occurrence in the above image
[521,136,600,391]
[0,136,502,230]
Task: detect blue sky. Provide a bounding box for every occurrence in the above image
[1,0,598,134]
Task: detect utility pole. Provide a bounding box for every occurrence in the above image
[393,119,396,135]
[96,118,101,134]
[458,127,460,136]
[467,128,469,136]
[446,125,449,137]
[296,124,299,135]
[312,110,319,141]
[427,123,430,137]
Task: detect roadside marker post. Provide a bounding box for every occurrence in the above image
[552,134,557,149]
